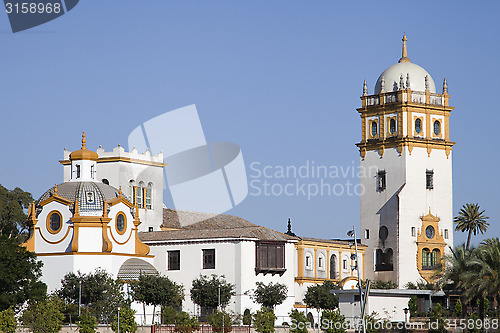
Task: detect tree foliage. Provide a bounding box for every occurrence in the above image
[303,281,339,310]
[173,312,200,333]
[0,308,17,333]
[208,310,232,333]
[248,282,288,310]
[0,235,46,311]
[0,184,33,241]
[190,275,235,311]
[454,203,489,250]
[242,309,252,326]
[21,295,64,333]
[111,306,137,333]
[57,269,125,323]
[130,274,184,324]
[369,280,397,290]
[321,309,346,333]
[289,309,308,333]
[77,314,97,333]
[408,296,418,317]
[253,309,276,333]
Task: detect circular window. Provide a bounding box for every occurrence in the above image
[390,119,396,134]
[415,118,422,134]
[116,213,127,235]
[433,120,441,135]
[425,226,435,239]
[46,211,62,234]
[371,121,378,137]
[379,226,388,241]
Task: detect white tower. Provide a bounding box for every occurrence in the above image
[357,36,454,287]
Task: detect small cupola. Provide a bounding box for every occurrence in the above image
[69,132,98,181]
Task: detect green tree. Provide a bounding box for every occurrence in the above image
[111,306,137,333]
[57,269,125,323]
[428,303,446,333]
[130,274,184,324]
[247,282,288,310]
[0,308,17,333]
[320,309,346,333]
[190,275,235,314]
[454,299,462,317]
[408,296,418,317]
[173,312,200,333]
[242,309,252,326]
[253,309,276,333]
[436,245,472,290]
[370,280,397,289]
[0,184,33,241]
[0,235,46,311]
[289,309,308,333]
[454,203,489,250]
[208,310,232,333]
[77,314,97,333]
[21,295,64,333]
[161,305,179,325]
[303,281,339,310]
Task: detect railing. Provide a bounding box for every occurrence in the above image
[429,94,444,106]
[153,325,251,333]
[366,96,380,106]
[364,91,444,107]
[385,92,398,103]
[411,91,426,104]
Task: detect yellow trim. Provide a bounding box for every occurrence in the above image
[431,118,443,139]
[314,248,317,278]
[416,211,446,283]
[60,157,166,168]
[38,226,72,244]
[297,247,304,278]
[107,196,134,209]
[39,195,72,207]
[115,211,127,235]
[102,222,113,252]
[35,251,154,258]
[339,250,342,280]
[46,211,63,234]
[369,119,379,139]
[293,304,308,308]
[109,227,133,245]
[294,277,340,285]
[386,116,398,137]
[413,116,424,137]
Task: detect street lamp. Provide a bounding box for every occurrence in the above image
[403,308,409,333]
[117,306,121,333]
[347,227,366,333]
[78,281,82,316]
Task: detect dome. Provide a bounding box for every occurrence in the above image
[374,62,436,94]
[37,181,121,216]
[69,132,98,161]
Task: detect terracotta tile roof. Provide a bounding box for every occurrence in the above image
[139,208,298,243]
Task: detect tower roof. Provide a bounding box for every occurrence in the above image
[374,35,436,94]
[69,132,98,161]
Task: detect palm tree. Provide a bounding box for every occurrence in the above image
[436,244,472,290]
[454,203,489,250]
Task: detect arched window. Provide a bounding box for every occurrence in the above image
[146,183,153,209]
[386,248,393,265]
[129,180,135,204]
[318,253,325,271]
[431,249,440,267]
[137,182,144,209]
[371,121,378,137]
[47,211,62,234]
[415,118,422,134]
[102,178,109,185]
[330,254,337,279]
[434,120,441,135]
[116,213,126,235]
[422,248,431,268]
[390,119,396,134]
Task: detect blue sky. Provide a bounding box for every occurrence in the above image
[0,0,498,247]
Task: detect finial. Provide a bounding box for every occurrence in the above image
[406,73,411,90]
[425,75,429,90]
[54,184,58,195]
[381,76,385,93]
[74,198,80,216]
[399,74,405,90]
[287,218,292,233]
[398,34,411,63]
[443,78,448,94]
[81,132,87,149]
[363,80,367,96]
[119,186,123,196]
[103,201,108,218]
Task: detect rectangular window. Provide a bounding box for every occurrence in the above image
[256,242,286,274]
[319,257,323,268]
[365,229,370,239]
[343,259,347,270]
[168,250,180,270]
[444,229,449,239]
[148,227,153,232]
[411,227,416,237]
[203,249,215,269]
[377,170,386,192]
[426,170,434,190]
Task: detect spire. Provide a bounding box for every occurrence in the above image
[398,34,411,63]
[443,78,448,94]
[285,218,296,236]
[54,184,58,196]
[81,132,87,149]
[363,80,367,96]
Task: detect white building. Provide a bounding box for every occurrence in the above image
[356,35,454,287]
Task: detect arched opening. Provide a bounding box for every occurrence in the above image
[128,180,135,204]
[330,254,337,279]
[431,249,440,268]
[102,178,109,185]
[146,183,153,209]
[117,258,158,281]
[422,248,431,269]
[371,121,378,136]
[390,118,396,134]
[415,118,422,134]
[375,248,393,271]
[434,120,441,135]
[137,182,144,209]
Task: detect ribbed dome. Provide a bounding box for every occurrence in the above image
[37,181,120,216]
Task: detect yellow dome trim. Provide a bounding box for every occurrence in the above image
[69,132,98,161]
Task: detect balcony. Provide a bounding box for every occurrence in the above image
[363,90,445,107]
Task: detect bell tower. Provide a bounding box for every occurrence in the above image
[357,36,454,286]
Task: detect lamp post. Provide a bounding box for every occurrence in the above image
[78,280,82,316]
[403,308,409,333]
[347,227,366,333]
[117,306,121,333]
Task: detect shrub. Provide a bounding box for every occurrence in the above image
[408,296,418,317]
[253,309,276,333]
[174,311,200,333]
[0,308,16,333]
[111,307,137,333]
[78,314,97,333]
[208,310,232,333]
[242,309,252,325]
[289,309,308,333]
[321,309,346,333]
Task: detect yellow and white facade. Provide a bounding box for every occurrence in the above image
[357,36,454,286]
